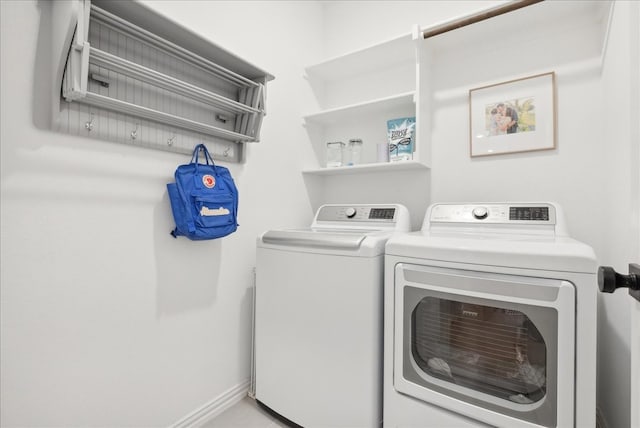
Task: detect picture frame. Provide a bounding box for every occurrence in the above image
[469,72,556,157]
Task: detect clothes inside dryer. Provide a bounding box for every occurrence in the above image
[411,296,548,404]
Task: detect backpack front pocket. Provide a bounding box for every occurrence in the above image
[194,194,236,227]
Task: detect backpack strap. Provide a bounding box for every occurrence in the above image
[191,144,219,190]
[191,144,217,173]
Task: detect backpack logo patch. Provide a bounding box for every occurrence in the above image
[202,175,216,188]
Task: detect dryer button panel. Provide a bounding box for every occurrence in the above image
[430,203,556,225]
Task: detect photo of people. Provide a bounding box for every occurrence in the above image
[470,73,554,157]
[484,97,536,137]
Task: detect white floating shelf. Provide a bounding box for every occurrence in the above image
[302,160,428,176]
[304,33,414,81]
[303,91,415,125]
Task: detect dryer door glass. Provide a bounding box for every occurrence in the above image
[412,297,547,403]
[395,265,575,428]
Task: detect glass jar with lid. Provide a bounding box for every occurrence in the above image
[346,138,363,166]
[326,141,345,167]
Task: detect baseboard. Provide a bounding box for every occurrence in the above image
[172,380,250,428]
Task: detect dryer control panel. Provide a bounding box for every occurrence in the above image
[428,203,557,225]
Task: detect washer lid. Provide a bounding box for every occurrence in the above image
[261,229,369,251]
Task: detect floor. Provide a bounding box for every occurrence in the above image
[202,396,291,428]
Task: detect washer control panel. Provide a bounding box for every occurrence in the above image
[316,205,397,222]
[429,203,556,225]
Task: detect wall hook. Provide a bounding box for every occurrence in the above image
[85,113,94,132]
[223,146,231,157]
[130,123,139,140]
[167,133,177,147]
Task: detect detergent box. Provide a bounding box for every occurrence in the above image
[387,117,415,162]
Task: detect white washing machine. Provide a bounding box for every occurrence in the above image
[383,202,598,428]
[256,204,410,427]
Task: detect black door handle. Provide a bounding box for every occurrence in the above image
[598,264,640,302]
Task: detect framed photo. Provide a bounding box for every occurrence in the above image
[469,72,556,157]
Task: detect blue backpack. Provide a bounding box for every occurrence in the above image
[167,144,239,240]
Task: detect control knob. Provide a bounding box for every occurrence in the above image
[345,207,357,218]
[472,207,489,220]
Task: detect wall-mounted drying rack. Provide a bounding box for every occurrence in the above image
[52,0,274,162]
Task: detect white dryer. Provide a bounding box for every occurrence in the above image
[256,204,410,428]
[383,203,598,428]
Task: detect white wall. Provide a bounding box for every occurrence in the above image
[0,1,321,426]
